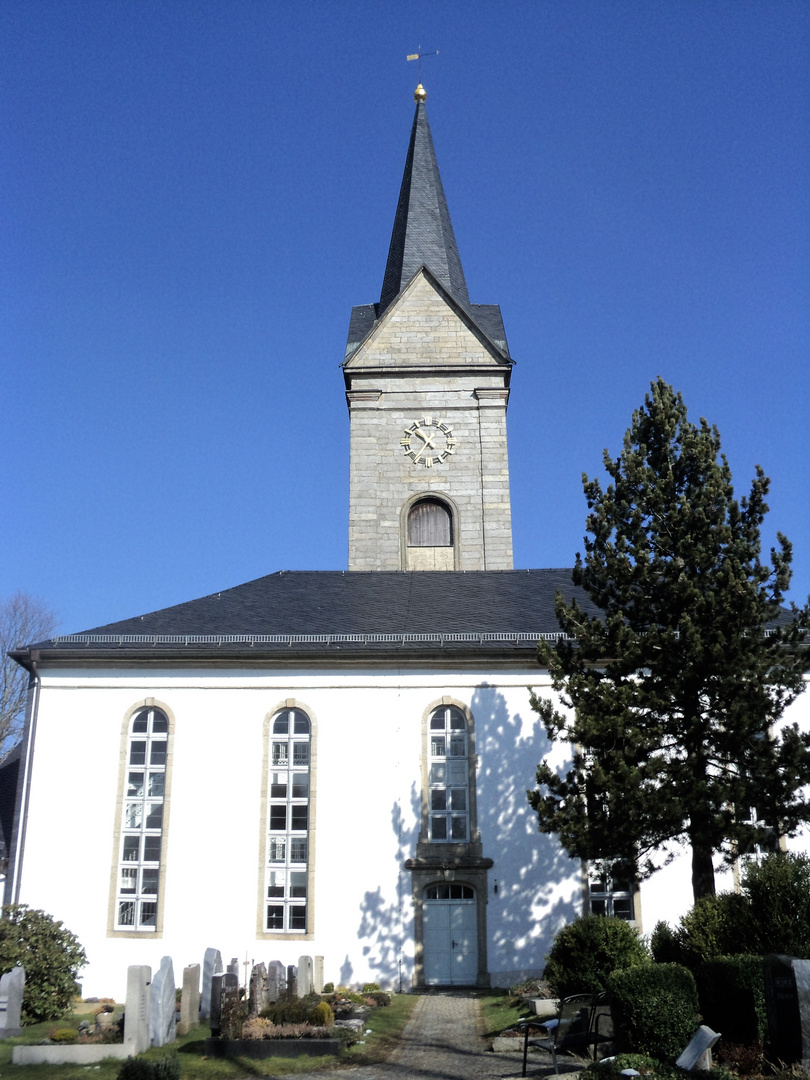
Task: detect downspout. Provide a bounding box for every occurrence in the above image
[6,653,40,905]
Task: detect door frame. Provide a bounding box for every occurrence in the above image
[407,862,491,988]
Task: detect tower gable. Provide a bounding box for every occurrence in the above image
[344,269,510,374]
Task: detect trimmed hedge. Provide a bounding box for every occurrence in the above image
[607,962,699,1060]
[544,915,649,998]
[695,955,766,1047]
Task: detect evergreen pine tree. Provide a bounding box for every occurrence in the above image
[528,378,810,901]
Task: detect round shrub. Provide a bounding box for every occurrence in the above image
[674,891,753,967]
[544,915,650,998]
[608,962,699,1060]
[0,904,87,1023]
[742,852,810,957]
[311,1000,333,1027]
[49,1027,78,1043]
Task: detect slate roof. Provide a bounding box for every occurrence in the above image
[379,100,469,314]
[15,570,593,664]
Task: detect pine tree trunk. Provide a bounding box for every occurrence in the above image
[691,840,716,901]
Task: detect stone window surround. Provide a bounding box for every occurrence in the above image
[400,491,460,571]
[107,698,175,939]
[257,698,318,941]
[405,695,492,987]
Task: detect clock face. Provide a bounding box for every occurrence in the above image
[401,416,456,468]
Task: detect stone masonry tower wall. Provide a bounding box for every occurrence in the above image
[343,92,514,572]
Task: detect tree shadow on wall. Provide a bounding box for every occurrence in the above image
[356,788,419,991]
[472,682,581,979]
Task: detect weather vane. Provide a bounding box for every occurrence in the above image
[406,46,438,84]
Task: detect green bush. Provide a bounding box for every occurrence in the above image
[695,955,766,1046]
[117,1055,180,1080]
[0,904,87,1023]
[608,963,699,1060]
[742,853,810,957]
[544,915,650,997]
[311,1000,333,1027]
[673,891,753,967]
[322,981,334,993]
[649,920,682,964]
[365,990,392,1006]
[49,1027,78,1043]
[361,981,380,992]
[259,990,324,1025]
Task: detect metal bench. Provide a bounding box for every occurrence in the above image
[519,993,613,1076]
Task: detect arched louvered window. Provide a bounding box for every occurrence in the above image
[408,499,452,547]
[266,708,311,932]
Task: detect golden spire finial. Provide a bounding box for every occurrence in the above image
[407,47,437,100]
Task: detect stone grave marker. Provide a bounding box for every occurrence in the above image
[178,963,201,1035]
[227,956,240,979]
[200,947,222,1020]
[675,1025,721,1070]
[287,963,298,998]
[0,966,25,1037]
[298,955,313,997]
[267,960,286,1001]
[249,962,268,1016]
[149,955,177,1047]
[221,977,241,1039]
[314,956,324,994]
[124,965,152,1055]
[210,971,238,1039]
[764,953,810,1070]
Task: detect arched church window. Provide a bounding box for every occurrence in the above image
[266,708,311,932]
[407,499,453,547]
[428,705,469,842]
[116,707,168,931]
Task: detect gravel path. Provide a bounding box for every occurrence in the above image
[279,992,586,1080]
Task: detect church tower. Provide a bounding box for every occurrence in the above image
[344,85,514,571]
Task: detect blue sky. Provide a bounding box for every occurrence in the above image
[1,0,808,635]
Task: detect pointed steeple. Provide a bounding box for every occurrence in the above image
[378,87,470,314]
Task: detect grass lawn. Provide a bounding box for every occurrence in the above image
[0,993,418,1080]
[478,990,532,1041]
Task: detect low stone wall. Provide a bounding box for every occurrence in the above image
[12,1043,133,1065]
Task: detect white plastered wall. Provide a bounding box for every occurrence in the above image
[17,662,580,998]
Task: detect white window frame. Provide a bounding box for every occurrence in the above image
[115,707,168,932]
[265,708,311,933]
[428,705,469,843]
[587,860,636,921]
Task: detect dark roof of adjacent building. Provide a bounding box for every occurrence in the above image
[15,570,592,665]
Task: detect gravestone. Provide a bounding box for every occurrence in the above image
[764,953,810,1070]
[149,955,177,1047]
[249,962,268,1017]
[675,1025,721,1070]
[227,957,240,978]
[0,966,25,1037]
[287,964,298,998]
[210,971,238,1039]
[298,955,313,997]
[267,960,286,1001]
[200,947,222,1020]
[314,956,324,994]
[124,965,152,1055]
[178,963,200,1035]
[220,977,241,1039]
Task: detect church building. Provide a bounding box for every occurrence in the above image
[5,86,809,999]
